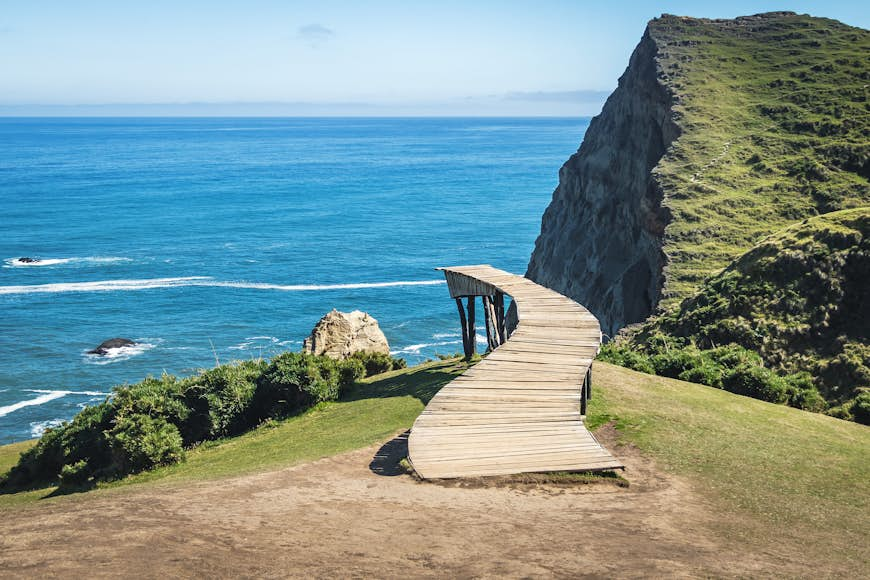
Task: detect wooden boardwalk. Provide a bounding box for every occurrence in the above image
[408,265,623,479]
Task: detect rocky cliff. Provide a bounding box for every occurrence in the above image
[527,25,678,337]
[527,12,870,337]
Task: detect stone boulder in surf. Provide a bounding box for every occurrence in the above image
[88,338,136,355]
[303,310,390,359]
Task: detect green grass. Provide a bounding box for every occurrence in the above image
[0,358,466,508]
[648,13,870,308]
[588,361,869,567]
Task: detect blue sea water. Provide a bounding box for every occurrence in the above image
[0,117,589,443]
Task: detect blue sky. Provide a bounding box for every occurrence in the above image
[1,1,867,116]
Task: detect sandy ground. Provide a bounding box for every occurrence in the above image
[0,431,799,579]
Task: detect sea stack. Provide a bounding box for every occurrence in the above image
[303,310,390,359]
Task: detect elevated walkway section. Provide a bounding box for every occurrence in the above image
[408,265,623,479]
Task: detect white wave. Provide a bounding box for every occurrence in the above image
[82,341,158,365]
[0,389,109,418]
[4,256,131,268]
[432,332,461,339]
[0,277,445,295]
[246,336,279,342]
[27,389,111,397]
[390,339,462,355]
[205,279,446,292]
[0,277,209,295]
[0,391,68,417]
[30,418,66,438]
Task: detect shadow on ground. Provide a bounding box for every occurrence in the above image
[369,431,410,476]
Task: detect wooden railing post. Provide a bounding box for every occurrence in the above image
[455,297,470,357]
[466,296,476,356]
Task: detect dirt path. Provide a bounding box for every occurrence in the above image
[0,433,792,579]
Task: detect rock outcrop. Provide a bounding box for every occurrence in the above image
[303,310,390,359]
[526,25,678,337]
[88,338,136,355]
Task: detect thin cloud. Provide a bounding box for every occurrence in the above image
[297,23,334,47]
[503,90,611,103]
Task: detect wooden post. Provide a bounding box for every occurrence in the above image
[482,295,495,351]
[494,292,506,343]
[455,297,471,358]
[581,366,592,416]
[466,296,477,356]
[586,366,592,400]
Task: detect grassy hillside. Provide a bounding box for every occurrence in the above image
[610,208,869,417]
[1,358,867,573]
[650,13,869,306]
[588,362,868,570]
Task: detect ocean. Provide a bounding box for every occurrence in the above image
[0,117,589,443]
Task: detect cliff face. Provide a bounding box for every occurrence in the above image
[528,12,870,338]
[526,27,678,337]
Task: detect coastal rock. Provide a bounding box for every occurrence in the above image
[526,24,678,338]
[303,310,390,359]
[88,338,136,355]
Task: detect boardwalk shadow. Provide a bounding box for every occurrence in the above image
[369,431,410,476]
[344,361,466,406]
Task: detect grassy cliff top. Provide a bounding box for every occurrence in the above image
[648,12,869,307]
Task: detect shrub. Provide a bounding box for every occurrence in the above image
[337,358,366,388]
[58,460,93,489]
[784,372,828,412]
[350,351,398,376]
[251,352,342,420]
[651,348,707,380]
[597,343,655,375]
[851,392,870,425]
[107,414,185,474]
[181,360,266,444]
[678,359,723,387]
[722,364,789,403]
[112,374,189,429]
[706,344,763,369]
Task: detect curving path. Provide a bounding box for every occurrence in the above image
[408,265,623,479]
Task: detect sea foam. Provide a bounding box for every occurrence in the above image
[0,389,110,418]
[3,256,131,268]
[0,277,445,295]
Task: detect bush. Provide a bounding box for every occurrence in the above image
[598,343,656,375]
[58,460,92,489]
[651,348,707,380]
[181,360,266,444]
[722,364,789,403]
[112,374,189,429]
[706,344,763,369]
[784,372,828,412]
[678,359,723,387]
[350,351,400,377]
[250,352,342,420]
[337,358,366,388]
[107,414,185,474]
[851,391,870,425]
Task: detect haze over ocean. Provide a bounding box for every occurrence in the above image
[0,117,589,443]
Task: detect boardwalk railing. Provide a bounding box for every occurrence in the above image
[407,265,623,479]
